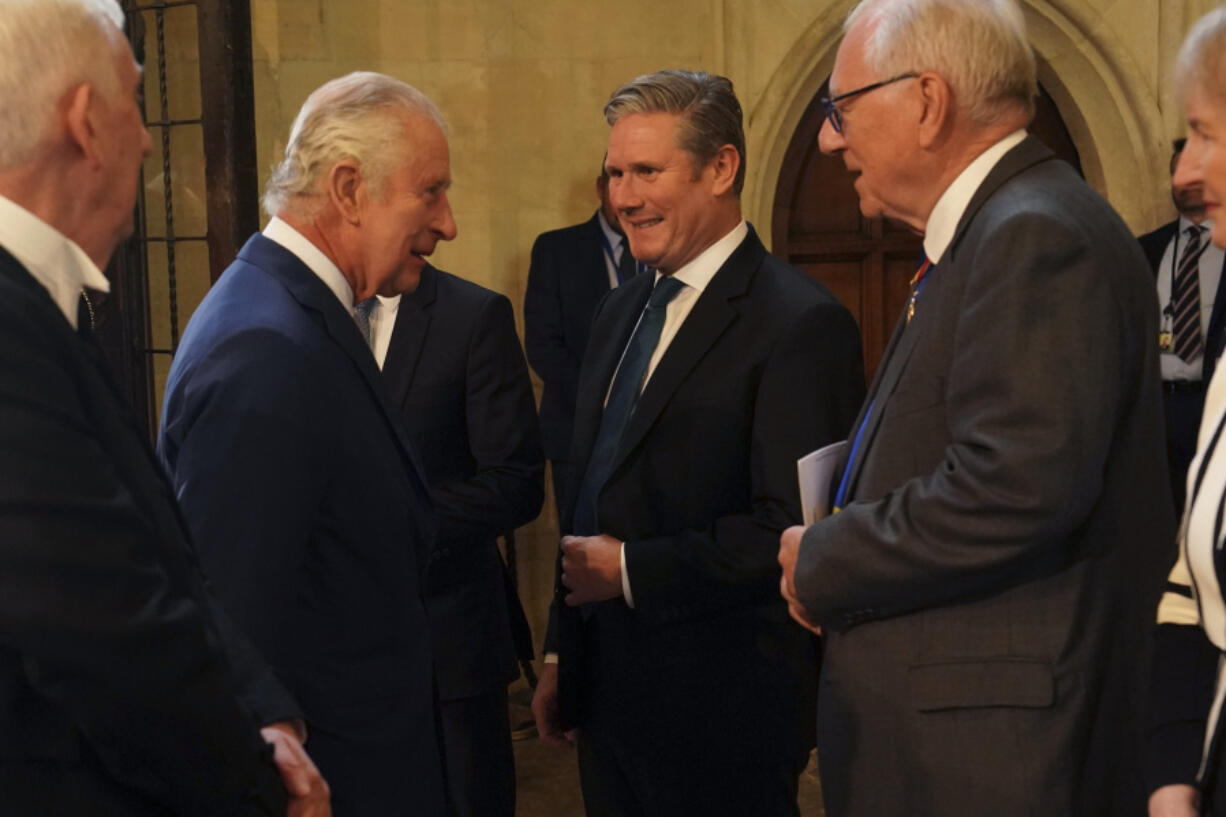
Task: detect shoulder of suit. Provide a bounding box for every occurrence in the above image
[1138,220,1178,246]
[427,266,506,307]
[532,216,599,246]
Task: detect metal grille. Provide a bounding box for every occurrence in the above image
[101,0,256,437]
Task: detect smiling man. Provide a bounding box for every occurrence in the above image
[531,69,864,816]
[776,1,1173,815]
[158,72,456,816]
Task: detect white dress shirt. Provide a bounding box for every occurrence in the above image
[614,219,749,607]
[0,193,109,329]
[923,129,1028,263]
[597,209,629,291]
[1156,216,1223,382]
[263,217,358,318]
[370,294,401,369]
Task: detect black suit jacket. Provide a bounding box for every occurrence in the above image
[795,137,1174,817]
[157,234,446,815]
[0,248,293,815]
[547,227,864,765]
[382,264,544,701]
[523,212,611,461]
[1138,219,1226,381]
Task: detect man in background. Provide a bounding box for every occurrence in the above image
[524,163,645,515]
[159,72,455,816]
[0,0,326,813]
[1140,138,1226,514]
[364,261,544,817]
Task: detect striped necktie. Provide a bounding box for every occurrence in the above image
[1172,225,1209,363]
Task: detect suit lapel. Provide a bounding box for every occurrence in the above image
[382,264,436,407]
[238,234,430,490]
[607,231,759,477]
[581,214,613,301]
[1204,255,1226,380]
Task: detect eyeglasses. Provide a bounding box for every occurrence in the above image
[821,73,919,134]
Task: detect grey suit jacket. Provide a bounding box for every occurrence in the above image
[794,137,1175,817]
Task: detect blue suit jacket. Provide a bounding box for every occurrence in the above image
[158,233,445,815]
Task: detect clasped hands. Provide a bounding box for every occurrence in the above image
[560,534,623,605]
[778,524,822,636]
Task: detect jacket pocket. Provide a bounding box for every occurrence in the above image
[908,658,1054,711]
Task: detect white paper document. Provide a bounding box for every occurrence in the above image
[797,440,847,525]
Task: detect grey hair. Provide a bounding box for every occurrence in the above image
[263,71,445,218]
[0,0,128,170]
[845,0,1037,126]
[1175,7,1226,104]
[604,70,747,196]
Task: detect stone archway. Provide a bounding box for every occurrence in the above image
[742,0,1170,243]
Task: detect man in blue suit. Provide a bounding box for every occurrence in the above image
[158,72,457,817]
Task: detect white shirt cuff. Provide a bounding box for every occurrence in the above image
[620,541,635,608]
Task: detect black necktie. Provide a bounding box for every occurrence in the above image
[1172,225,1209,363]
[616,242,637,285]
[572,275,685,534]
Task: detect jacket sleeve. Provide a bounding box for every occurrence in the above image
[0,311,286,816]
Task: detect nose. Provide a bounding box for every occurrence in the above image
[140,124,153,158]
[434,193,458,241]
[1173,139,1203,193]
[818,117,845,156]
[609,174,639,215]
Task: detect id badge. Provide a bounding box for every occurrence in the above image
[1159,330,1173,352]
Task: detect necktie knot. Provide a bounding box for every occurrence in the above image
[354,297,377,345]
[648,275,685,309]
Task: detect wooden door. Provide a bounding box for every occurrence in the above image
[772,83,1083,381]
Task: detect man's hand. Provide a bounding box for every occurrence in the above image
[779,525,822,635]
[261,722,331,817]
[1148,784,1199,817]
[560,534,623,606]
[531,662,575,747]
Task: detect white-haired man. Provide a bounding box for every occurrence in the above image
[777,1,1173,815]
[0,1,328,814]
[158,72,456,816]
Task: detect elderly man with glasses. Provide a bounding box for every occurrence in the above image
[778,1,1173,816]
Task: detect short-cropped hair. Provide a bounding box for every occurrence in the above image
[604,70,747,196]
[0,0,127,170]
[1176,7,1226,106]
[846,0,1038,126]
[263,71,445,218]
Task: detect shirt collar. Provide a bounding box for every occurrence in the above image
[1179,214,1213,235]
[596,208,624,250]
[263,216,356,314]
[659,219,748,294]
[923,129,1028,264]
[0,193,109,329]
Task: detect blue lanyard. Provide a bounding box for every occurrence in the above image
[833,399,874,512]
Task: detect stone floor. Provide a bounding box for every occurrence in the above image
[509,683,826,817]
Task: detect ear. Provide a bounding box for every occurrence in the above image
[63,83,102,166]
[708,144,740,197]
[327,161,363,225]
[915,72,952,149]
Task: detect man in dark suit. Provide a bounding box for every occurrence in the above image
[365,262,544,817]
[525,165,643,514]
[779,2,1174,815]
[531,69,865,816]
[158,72,457,816]
[1139,138,1226,514]
[0,1,327,814]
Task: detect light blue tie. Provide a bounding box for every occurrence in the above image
[354,297,377,347]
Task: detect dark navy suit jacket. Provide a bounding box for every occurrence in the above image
[157,233,445,816]
[0,247,292,816]
[383,264,543,701]
[523,212,611,462]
